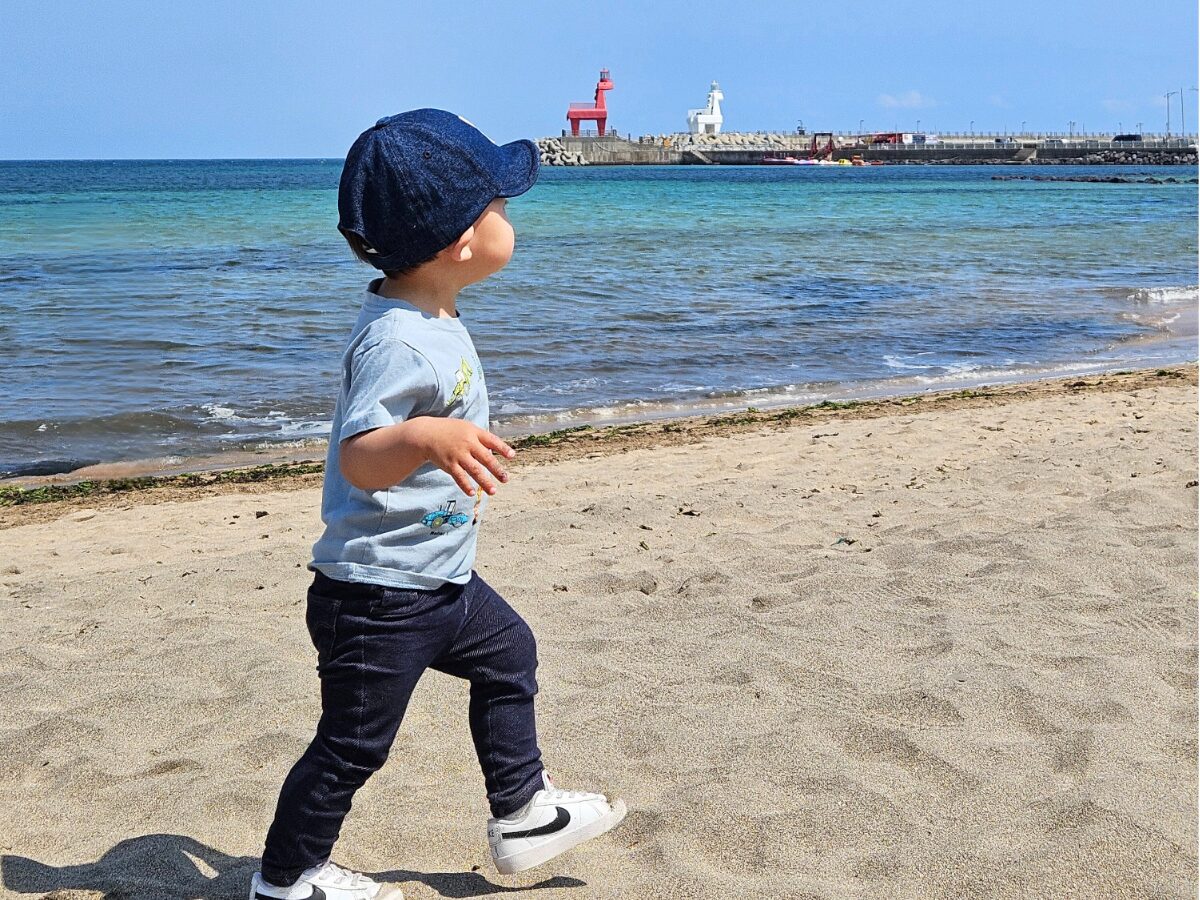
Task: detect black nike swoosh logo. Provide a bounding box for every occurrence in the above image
[257,887,325,900]
[499,806,571,839]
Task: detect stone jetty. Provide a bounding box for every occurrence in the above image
[536,130,1198,166]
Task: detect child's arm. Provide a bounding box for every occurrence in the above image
[340,417,515,496]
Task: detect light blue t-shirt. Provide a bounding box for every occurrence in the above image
[310,281,490,590]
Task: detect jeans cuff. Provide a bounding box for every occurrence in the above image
[491,766,545,819]
[259,866,304,889]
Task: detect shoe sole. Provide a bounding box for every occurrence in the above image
[250,875,404,900]
[492,798,628,875]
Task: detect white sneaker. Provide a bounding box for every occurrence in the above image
[488,771,627,875]
[249,861,403,900]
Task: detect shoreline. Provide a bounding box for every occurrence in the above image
[2,364,1194,527]
[6,294,1195,486]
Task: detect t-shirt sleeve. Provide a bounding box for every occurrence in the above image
[339,338,436,443]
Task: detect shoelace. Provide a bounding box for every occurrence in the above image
[316,861,367,888]
[542,782,592,802]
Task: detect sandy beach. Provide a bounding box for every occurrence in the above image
[0,367,1196,899]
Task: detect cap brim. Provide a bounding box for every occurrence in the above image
[494,139,540,198]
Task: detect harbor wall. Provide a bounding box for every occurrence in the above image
[547,134,1198,166]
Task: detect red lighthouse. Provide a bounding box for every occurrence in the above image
[566,68,614,137]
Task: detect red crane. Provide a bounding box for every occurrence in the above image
[809,132,835,159]
[566,68,614,137]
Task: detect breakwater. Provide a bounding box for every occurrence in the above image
[538,132,1199,166]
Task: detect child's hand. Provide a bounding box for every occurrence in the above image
[409,417,516,496]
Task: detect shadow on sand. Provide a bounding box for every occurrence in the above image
[2,833,584,899]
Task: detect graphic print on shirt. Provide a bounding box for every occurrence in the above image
[446,357,473,407]
[421,500,471,533]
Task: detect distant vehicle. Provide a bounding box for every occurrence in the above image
[1112,133,1143,142]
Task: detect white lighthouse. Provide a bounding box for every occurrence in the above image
[687,81,724,134]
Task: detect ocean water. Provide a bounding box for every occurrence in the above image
[0,160,1196,479]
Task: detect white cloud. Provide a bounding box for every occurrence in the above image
[989,94,1012,109]
[877,90,935,110]
[1103,98,1134,113]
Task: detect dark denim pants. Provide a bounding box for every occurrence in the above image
[261,570,544,886]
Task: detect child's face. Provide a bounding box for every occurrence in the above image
[463,198,515,279]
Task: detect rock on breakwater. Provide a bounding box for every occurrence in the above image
[535,137,588,166]
[663,131,812,150]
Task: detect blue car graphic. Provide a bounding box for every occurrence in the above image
[422,501,470,532]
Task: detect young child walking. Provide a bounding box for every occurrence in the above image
[250,109,625,900]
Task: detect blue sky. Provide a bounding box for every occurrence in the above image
[2,0,1196,158]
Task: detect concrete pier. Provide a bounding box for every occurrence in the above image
[543,133,1198,166]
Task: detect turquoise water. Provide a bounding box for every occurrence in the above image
[0,160,1196,478]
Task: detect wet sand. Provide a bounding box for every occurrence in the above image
[0,367,1196,898]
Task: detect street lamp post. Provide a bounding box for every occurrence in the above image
[1068,120,1076,139]
[858,118,864,134]
[969,119,974,136]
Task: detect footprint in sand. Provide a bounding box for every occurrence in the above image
[867,687,965,727]
[839,722,978,787]
[1049,730,1093,775]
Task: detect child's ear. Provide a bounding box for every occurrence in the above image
[446,226,474,262]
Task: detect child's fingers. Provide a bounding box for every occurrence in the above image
[446,464,478,497]
[472,445,509,483]
[479,430,516,459]
[459,456,498,495]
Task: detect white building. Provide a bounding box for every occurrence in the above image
[687,81,724,134]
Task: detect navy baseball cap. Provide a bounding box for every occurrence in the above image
[338,108,540,271]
